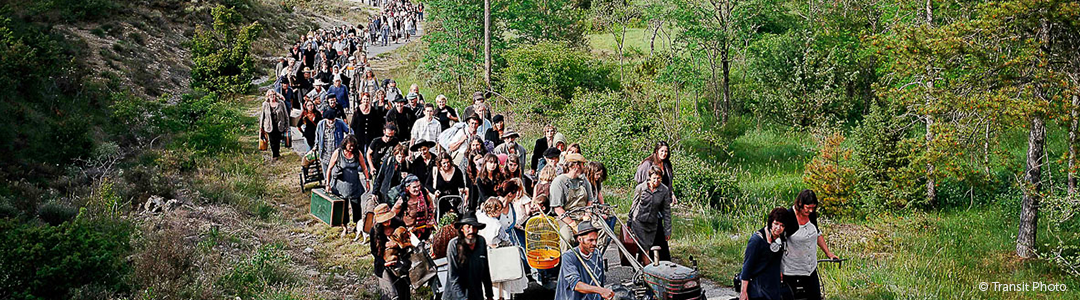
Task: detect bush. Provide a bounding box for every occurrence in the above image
[851,103,923,210]
[218,243,296,299]
[555,90,657,186]
[132,221,195,299]
[189,5,262,95]
[803,132,857,216]
[501,41,619,116]
[671,148,741,211]
[36,201,78,226]
[0,216,133,300]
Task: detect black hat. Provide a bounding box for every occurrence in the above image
[455,213,487,230]
[544,147,561,159]
[392,96,408,103]
[323,108,338,119]
[575,221,601,237]
[492,114,505,124]
[410,139,436,151]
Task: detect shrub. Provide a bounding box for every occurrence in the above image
[851,103,923,210]
[555,90,657,186]
[0,215,133,300]
[803,132,857,216]
[671,148,741,211]
[132,220,195,299]
[189,5,262,95]
[218,243,296,299]
[501,41,619,116]
[36,201,78,226]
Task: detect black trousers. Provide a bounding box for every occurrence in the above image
[650,225,671,262]
[343,196,364,225]
[268,130,283,158]
[785,270,821,300]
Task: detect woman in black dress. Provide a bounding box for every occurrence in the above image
[300,99,323,148]
[349,92,384,153]
[434,153,469,217]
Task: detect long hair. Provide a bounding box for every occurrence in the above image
[585,161,608,192]
[478,154,505,183]
[644,141,671,171]
[339,134,362,157]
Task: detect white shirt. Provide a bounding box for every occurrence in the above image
[782,220,820,276]
[477,212,511,247]
[411,117,441,144]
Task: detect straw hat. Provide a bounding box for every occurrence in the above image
[373,203,395,223]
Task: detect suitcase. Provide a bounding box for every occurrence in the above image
[310,188,345,226]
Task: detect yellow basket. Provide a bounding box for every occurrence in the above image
[524,215,561,269]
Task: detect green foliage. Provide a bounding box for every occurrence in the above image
[190,5,262,95]
[504,0,587,46]
[0,15,106,175]
[851,103,924,210]
[22,0,119,23]
[555,90,657,186]
[166,92,247,156]
[420,0,504,93]
[218,243,296,299]
[0,215,133,300]
[671,148,741,211]
[802,132,857,216]
[501,42,619,115]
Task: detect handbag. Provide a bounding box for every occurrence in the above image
[259,130,268,151]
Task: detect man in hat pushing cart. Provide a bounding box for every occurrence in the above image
[557,222,615,300]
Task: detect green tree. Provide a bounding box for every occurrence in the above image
[190,5,262,96]
[504,0,586,47]
[421,0,505,96]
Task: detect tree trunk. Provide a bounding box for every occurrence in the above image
[984,121,991,177]
[1017,15,1052,259]
[721,43,731,125]
[483,0,491,90]
[1018,115,1044,258]
[1069,94,1078,195]
[924,0,937,207]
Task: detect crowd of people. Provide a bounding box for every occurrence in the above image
[259,1,840,299]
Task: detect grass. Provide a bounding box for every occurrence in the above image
[588,27,672,57]
[660,121,1080,299]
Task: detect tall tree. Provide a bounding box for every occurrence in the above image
[667,0,740,125]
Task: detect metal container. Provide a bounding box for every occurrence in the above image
[310,188,345,226]
[642,261,706,300]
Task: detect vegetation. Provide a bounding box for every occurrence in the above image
[398,0,1080,298]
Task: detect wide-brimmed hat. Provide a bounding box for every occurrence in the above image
[410,139,436,151]
[454,213,487,230]
[464,114,482,123]
[500,129,520,140]
[472,91,486,101]
[373,203,395,223]
[575,221,601,237]
[564,153,586,164]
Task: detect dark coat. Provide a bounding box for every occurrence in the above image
[443,236,494,300]
[628,181,672,250]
